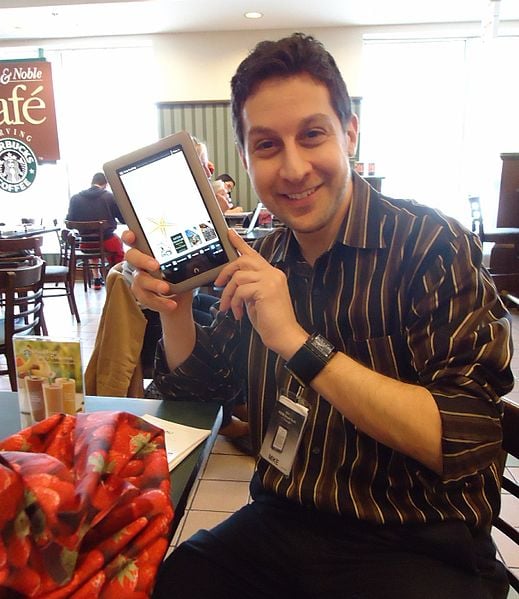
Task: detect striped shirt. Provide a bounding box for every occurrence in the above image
[156,173,514,529]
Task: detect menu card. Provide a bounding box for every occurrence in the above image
[13,335,85,427]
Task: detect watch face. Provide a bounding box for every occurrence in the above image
[311,334,335,358]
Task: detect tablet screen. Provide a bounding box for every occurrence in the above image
[117,144,228,285]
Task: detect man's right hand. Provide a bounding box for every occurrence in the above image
[121,229,194,316]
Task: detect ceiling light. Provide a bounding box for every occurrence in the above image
[244,11,263,19]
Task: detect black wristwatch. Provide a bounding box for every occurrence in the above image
[284,332,337,387]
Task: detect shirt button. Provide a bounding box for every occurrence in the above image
[312,447,321,455]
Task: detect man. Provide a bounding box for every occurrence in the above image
[66,172,125,289]
[125,33,513,598]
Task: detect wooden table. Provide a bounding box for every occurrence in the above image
[0,226,60,239]
[0,392,222,535]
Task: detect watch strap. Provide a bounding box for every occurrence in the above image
[284,332,336,387]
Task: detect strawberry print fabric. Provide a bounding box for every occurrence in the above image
[0,411,174,597]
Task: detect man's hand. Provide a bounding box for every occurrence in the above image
[215,229,307,359]
[121,229,193,316]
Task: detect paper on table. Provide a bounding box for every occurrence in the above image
[142,413,211,471]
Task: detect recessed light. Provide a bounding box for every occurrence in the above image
[244,11,263,19]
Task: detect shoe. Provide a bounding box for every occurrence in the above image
[93,277,103,290]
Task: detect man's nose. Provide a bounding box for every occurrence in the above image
[279,144,311,182]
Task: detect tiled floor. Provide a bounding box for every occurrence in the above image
[1,282,518,589]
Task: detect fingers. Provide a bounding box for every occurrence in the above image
[121,229,135,245]
[125,246,159,272]
[228,228,257,256]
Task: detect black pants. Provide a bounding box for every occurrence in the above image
[152,484,508,599]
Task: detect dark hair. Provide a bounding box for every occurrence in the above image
[215,173,236,186]
[92,172,107,186]
[230,32,352,150]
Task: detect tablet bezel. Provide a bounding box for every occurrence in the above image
[103,131,238,294]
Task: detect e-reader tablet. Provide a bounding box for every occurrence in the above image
[103,131,238,293]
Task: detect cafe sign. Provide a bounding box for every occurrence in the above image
[0,59,60,193]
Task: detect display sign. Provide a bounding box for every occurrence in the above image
[0,59,60,193]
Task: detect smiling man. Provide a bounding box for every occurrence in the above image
[126,33,513,598]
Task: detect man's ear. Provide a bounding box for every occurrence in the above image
[346,113,359,159]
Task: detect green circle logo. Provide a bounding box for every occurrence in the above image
[0,138,37,193]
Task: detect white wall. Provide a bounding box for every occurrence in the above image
[152,27,364,102]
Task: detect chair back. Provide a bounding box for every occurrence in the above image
[65,220,116,290]
[0,256,46,390]
[494,396,519,593]
[59,229,78,274]
[65,219,112,245]
[0,235,43,258]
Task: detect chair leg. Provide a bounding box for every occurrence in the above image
[83,262,88,292]
[39,305,48,336]
[66,281,81,323]
[6,344,17,391]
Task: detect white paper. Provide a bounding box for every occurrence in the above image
[142,413,211,471]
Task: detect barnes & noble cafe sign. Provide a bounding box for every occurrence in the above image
[0,59,60,193]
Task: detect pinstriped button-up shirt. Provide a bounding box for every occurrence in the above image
[156,173,514,529]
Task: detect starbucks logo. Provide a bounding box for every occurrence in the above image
[0,138,37,193]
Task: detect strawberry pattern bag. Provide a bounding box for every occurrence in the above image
[0,411,174,598]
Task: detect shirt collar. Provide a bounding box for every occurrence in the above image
[270,171,387,266]
[340,171,387,250]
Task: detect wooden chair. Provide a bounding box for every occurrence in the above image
[43,229,81,324]
[0,235,44,258]
[469,197,519,305]
[494,396,519,594]
[65,220,119,291]
[0,256,47,390]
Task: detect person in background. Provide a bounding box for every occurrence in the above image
[125,33,513,598]
[66,172,125,289]
[215,172,244,216]
[215,173,236,197]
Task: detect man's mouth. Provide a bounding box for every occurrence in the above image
[285,185,320,200]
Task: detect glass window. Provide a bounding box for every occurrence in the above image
[360,35,519,229]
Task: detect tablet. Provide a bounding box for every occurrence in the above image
[103,131,238,293]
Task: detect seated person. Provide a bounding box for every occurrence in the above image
[215,173,236,196]
[66,172,125,288]
[126,33,513,599]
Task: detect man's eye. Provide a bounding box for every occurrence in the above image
[305,129,325,140]
[256,140,275,151]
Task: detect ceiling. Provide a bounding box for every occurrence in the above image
[0,0,518,41]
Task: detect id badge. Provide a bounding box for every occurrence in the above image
[260,394,308,476]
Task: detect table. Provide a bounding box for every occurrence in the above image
[0,226,60,239]
[0,392,222,535]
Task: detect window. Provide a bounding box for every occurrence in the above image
[1,44,158,250]
[360,35,519,228]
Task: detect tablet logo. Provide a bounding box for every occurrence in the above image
[0,138,37,193]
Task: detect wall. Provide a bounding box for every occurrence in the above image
[152,27,364,102]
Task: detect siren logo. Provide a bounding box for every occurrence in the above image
[0,137,37,193]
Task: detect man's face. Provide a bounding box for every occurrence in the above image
[240,73,357,248]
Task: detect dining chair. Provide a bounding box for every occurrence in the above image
[0,256,47,390]
[494,396,519,594]
[43,229,81,324]
[469,197,519,306]
[0,235,44,258]
[64,220,119,291]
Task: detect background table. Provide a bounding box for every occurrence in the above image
[0,226,60,239]
[0,392,222,535]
